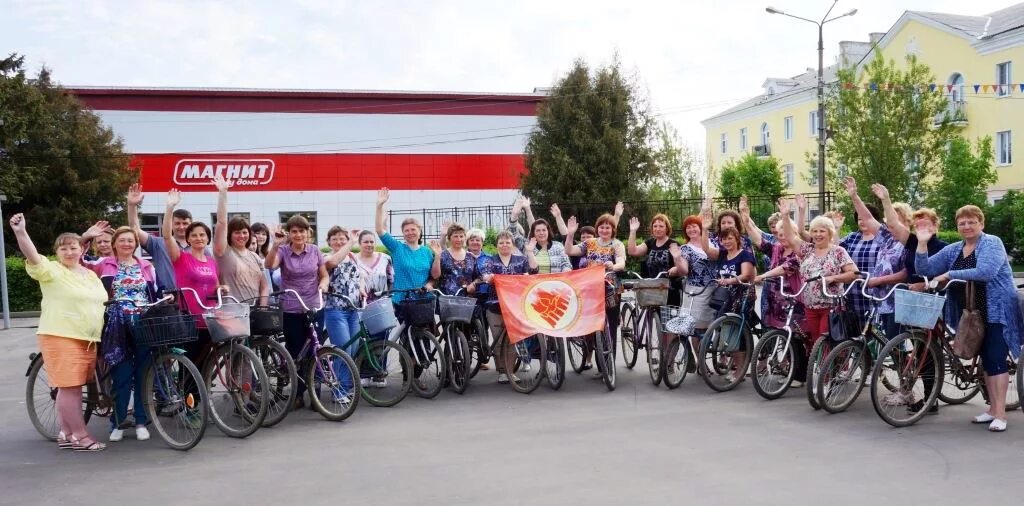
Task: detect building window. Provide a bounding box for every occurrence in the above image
[740,128,748,150]
[783,164,794,188]
[760,122,770,146]
[809,110,819,136]
[720,133,727,154]
[210,212,251,228]
[997,130,1012,165]
[997,62,1012,97]
[140,213,162,236]
[784,116,793,142]
[279,211,318,244]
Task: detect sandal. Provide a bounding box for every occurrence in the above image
[56,432,75,449]
[72,436,107,452]
[479,364,490,371]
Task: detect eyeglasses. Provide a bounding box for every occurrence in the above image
[957,220,980,228]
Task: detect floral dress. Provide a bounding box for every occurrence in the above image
[439,249,477,296]
[759,237,804,329]
[797,243,855,310]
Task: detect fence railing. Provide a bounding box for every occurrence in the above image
[390,192,836,240]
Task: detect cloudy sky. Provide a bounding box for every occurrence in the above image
[3,0,1014,153]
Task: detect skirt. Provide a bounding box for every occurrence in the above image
[680,286,716,330]
[38,334,96,388]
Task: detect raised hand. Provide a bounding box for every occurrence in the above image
[844,176,858,196]
[522,196,531,209]
[794,193,807,210]
[550,203,562,218]
[739,196,750,218]
[669,242,681,257]
[628,216,641,233]
[376,188,390,206]
[8,213,26,233]
[871,183,890,202]
[915,222,935,244]
[566,216,579,235]
[84,220,114,240]
[213,175,230,193]
[701,201,714,229]
[614,201,624,219]
[831,210,845,230]
[166,188,182,208]
[428,239,442,254]
[271,224,288,245]
[527,238,538,252]
[127,183,145,206]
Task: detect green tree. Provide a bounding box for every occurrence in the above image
[716,153,784,223]
[1,53,137,253]
[986,190,1024,261]
[927,136,996,228]
[645,121,702,201]
[828,51,956,208]
[521,58,657,205]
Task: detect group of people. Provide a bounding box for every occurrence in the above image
[12,178,1023,453]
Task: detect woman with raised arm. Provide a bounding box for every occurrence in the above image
[213,177,268,307]
[872,184,947,293]
[431,223,480,295]
[914,205,1021,432]
[837,179,887,329]
[10,213,108,451]
[373,187,434,305]
[509,218,571,275]
[702,196,753,254]
[744,196,803,333]
[477,231,539,383]
[677,215,717,367]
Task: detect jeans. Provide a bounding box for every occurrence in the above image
[283,311,313,398]
[110,342,151,430]
[324,308,360,391]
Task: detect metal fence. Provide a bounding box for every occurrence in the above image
[389,192,836,239]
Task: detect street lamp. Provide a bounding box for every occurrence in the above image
[0,193,9,330]
[766,1,857,214]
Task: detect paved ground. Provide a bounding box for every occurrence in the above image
[1,318,1021,506]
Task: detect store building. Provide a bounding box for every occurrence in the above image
[70,86,547,243]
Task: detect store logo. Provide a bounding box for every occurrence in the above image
[173,159,275,187]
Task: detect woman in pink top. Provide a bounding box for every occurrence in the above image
[164,189,223,356]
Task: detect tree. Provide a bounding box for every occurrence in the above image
[986,190,1024,262]
[927,136,997,228]
[716,153,785,224]
[645,121,703,201]
[827,51,956,208]
[1,53,137,253]
[521,58,657,205]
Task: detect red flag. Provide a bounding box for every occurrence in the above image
[493,266,607,343]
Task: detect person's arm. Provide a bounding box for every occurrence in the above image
[375,187,389,236]
[613,201,624,226]
[163,189,182,263]
[522,197,536,227]
[944,235,1007,282]
[868,269,908,288]
[794,193,808,235]
[626,217,648,257]
[738,260,755,283]
[871,183,910,245]
[428,240,443,280]
[828,261,859,284]
[739,196,764,248]
[257,267,269,306]
[507,221,527,253]
[779,197,804,252]
[264,226,287,270]
[845,177,881,234]
[80,220,113,252]
[213,176,229,257]
[755,264,787,283]
[563,216,582,256]
[550,203,569,237]
[126,183,151,247]
[325,231,359,270]
[8,214,44,265]
[524,239,540,271]
[611,241,626,272]
[699,211,720,261]
[668,243,684,277]
[317,262,330,293]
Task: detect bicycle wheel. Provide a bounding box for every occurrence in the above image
[505,335,545,394]
[356,339,414,407]
[594,326,616,391]
[817,340,869,414]
[697,314,749,392]
[662,335,691,389]
[443,326,472,395]
[25,355,95,441]
[937,352,981,405]
[250,337,297,427]
[142,352,208,451]
[1007,356,1020,411]
[620,304,639,369]
[204,343,270,438]
[407,327,447,399]
[567,337,587,374]
[644,310,663,386]
[467,315,489,379]
[1018,357,1024,414]
[805,337,830,410]
[307,346,360,421]
[752,329,797,400]
[870,332,943,427]
[544,335,566,390]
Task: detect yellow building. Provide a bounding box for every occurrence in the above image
[703,3,1024,209]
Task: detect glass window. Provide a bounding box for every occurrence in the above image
[210,212,251,228]
[809,110,819,136]
[740,128,748,150]
[784,116,793,141]
[997,130,1012,165]
[997,62,1012,97]
[783,164,794,188]
[720,133,727,154]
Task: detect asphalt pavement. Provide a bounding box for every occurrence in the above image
[1,318,1021,506]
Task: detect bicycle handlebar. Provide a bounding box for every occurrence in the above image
[779,275,820,299]
[857,272,908,302]
[178,287,226,310]
[273,288,324,313]
[104,294,175,308]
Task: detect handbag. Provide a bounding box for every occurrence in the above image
[952,282,985,360]
[100,304,129,366]
[828,304,861,343]
[708,285,731,312]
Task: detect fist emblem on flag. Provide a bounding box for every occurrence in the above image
[529,288,571,327]
[523,280,581,331]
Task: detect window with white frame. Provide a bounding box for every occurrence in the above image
[760,122,770,146]
[997,62,1012,97]
[784,116,794,141]
[720,133,727,154]
[740,128,748,150]
[997,130,1012,165]
[808,110,819,136]
[783,164,794,188]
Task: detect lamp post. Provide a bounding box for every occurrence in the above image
[0,193,9,330]
[766,1,857,214]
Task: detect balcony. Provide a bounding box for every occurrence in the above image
[934,99,968,126]
[753,144,771,158]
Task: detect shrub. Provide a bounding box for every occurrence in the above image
[5,256,42,312]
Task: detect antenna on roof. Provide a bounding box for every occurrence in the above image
[977,16,993,39]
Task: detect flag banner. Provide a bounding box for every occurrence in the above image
[493,266,607,343]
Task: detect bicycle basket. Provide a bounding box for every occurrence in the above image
[250,305,283,336]
[438,295,476,323]
[360,298,398,335]
[894,289,945,329]
[660,306,696,336]
[399,298,436,326]
[633,278,670,307]
[204,303,252,343]
[132,311,198,347]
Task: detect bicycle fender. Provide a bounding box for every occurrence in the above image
[26,353,42,377]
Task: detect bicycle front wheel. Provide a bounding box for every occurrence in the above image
[817,340,869,414]
[806,337,830,410]
[357,339,414,407]
[25,355,95,441]
[567,337,588,374]
[644,310,662,386]
[444,326,472,395]
[204,343,270,438]
[467,316,489,379]
[661,335,691,389]
[697,314,750,393]
[751,330,797,400]
[143,352,208,451]
[407,328,447,399]
[505,335,546,394]
[594,327,616,391]
[250,337,297,427]
[870,332,942,427]
[544,335,566,390]
[620,304,639,369]
[307,346,360,421]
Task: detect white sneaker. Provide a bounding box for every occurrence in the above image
[521,361,532,372]
[109,428,124,442]
[360,378,371,388]
[372,378,388,388]
[135,426,150,441]
[497,373,510,384]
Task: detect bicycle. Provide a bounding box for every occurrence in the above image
[26,350,113,442]
[484,311,549,394]
[660,283,711,389]
[816,274,906,414]
[698,275,759,392]
[433,289,475,394]
[391,289,448,399]
[324,292,414,407]
[277,289,361,421]
[750,276,816,400]
[805,277,865,410]
[233,299,296,428]
[620,271,670,386]
[180,288,270,438]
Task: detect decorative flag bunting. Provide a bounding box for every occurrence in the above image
[840,81,1023,95]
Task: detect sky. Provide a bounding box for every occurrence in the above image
[2,0,1015,156]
